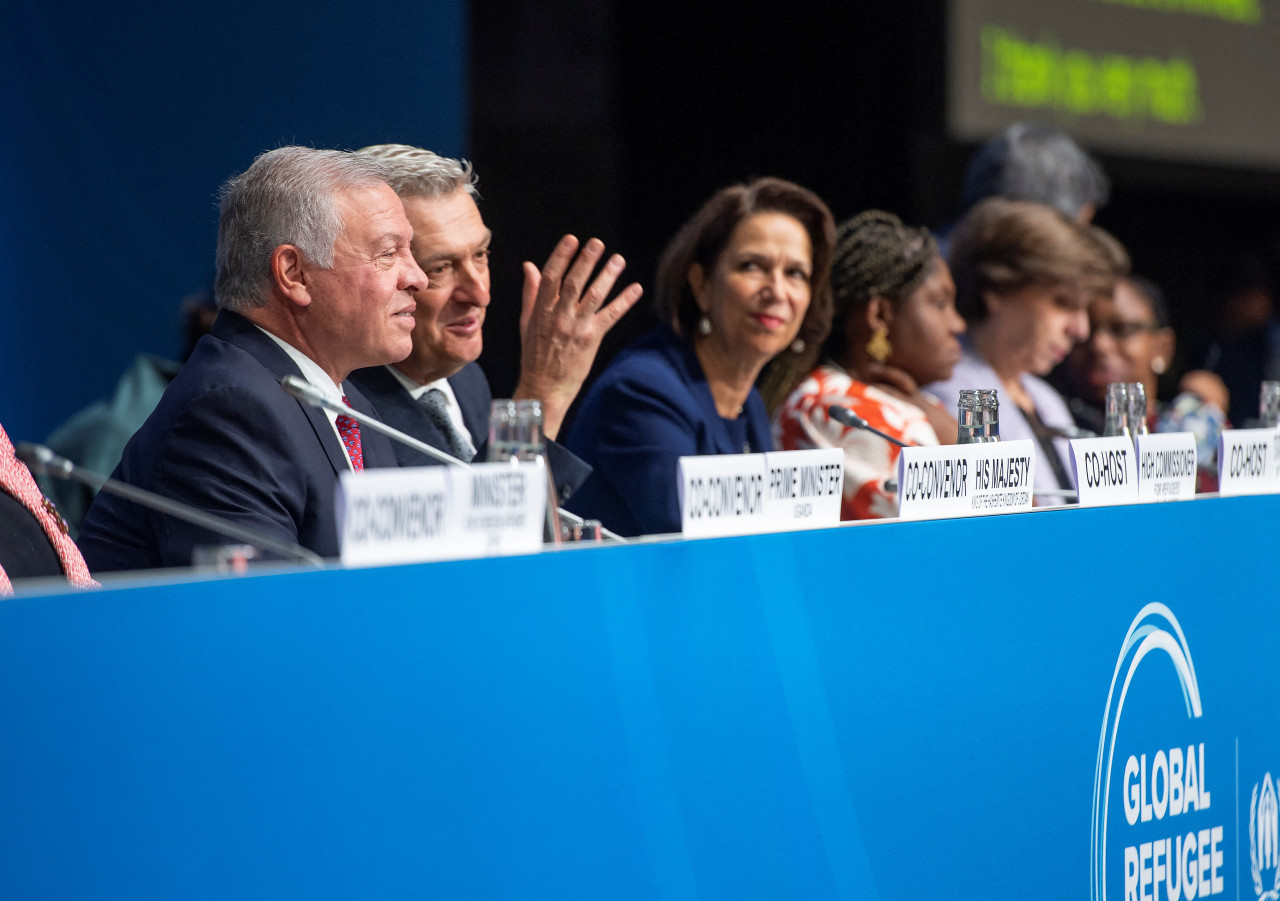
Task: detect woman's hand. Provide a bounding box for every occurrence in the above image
[863,362,958,443]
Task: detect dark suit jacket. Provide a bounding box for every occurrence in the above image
[78,310,398,571]
[348,362,591,504]
[564,326,773,537]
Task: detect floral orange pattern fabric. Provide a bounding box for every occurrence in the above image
[775,363,941,520]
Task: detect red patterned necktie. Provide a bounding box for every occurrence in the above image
[336,395,364,471]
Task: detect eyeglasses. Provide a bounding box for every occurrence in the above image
[1091,320,1158,341]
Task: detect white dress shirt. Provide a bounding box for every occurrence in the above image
[257,328,356,472]
[385,365,478,459]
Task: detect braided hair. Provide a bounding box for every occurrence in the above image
[823,210,939,364]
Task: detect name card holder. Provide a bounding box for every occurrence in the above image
[337,461,546,566]
[1134,432,1198,503]
[678,448,844,538]
[896,439,1035,521]
[761,448,844,531]
[1069,436,1138,507]
[1217,427,1280,496]
[678,453,768,538]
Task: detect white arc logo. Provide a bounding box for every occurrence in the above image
[1090,603,1203,901]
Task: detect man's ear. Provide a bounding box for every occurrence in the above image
[272,245,311,308]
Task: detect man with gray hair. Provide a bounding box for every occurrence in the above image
[348,143,642,501]
[79,146,427,570]
[960,122,1110,224]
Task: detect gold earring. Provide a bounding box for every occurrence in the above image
[867,327,891,364]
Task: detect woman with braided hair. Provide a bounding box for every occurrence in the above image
[775,210,964,520]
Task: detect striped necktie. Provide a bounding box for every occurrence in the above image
[419,388,475,462]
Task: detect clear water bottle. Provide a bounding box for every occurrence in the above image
[956,389,982,444]
[978,388,1000,442]
[487,399,562,544]
[1125,382,1149,442]
[1261,380,1280,427]
[1102,383,1130,439]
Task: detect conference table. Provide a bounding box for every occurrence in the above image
[1,495,1275,899]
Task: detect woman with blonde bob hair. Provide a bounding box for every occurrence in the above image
[566,177,835,536]
[927,197,1129,501]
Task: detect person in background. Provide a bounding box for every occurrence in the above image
[0,422,95,595]
[959,122,1110,223]
[927,198,1128,503]
[348,144,641,502]
[775,211,964,520]
[39,292,218,535]
[937,122,1110,257]
[1058,274,1229,490]
[565,178,835,536]
[1194,252,1280,427]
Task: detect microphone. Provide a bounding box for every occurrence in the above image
[16,443,325,568]
[281,375,466,468]
[828,405,910,449]
[281,375,625,542]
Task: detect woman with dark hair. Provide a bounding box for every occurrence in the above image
[0,423,95,595]
[926,197,1128,501]
[775,211,965,520]
[1060,274,1229,490]
[565,177,836,536]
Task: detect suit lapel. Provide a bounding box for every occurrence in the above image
[212,310,351,476]
[448,363,492,449]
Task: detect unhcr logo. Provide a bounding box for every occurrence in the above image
[1251,773,1280,900]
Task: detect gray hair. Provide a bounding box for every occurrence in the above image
[960,122,1110,219]
[214,146,392,312]
[356,143,477,200]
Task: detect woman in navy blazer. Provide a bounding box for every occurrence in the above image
[566,178,836,536]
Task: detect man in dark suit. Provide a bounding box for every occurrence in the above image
[79,147,427,570]
[348,144,643,503]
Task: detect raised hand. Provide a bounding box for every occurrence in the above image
[513,235,644,440]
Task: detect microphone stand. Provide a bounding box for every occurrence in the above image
[828,405,910,449]
[17,443,325,568]
[281,376,625,543]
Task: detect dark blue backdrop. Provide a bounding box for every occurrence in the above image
[0,0,467,442]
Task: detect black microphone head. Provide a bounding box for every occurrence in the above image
[828,405,868,431]
[14,442,55,475]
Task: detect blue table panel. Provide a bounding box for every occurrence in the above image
[0,496,1275,899]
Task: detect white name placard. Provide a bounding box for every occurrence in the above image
[1134,432,1197,503]
[678,448,844,538]
[679,453,769,537]
[895,439,1035,521]
[337,461,546,566]
[761,448,844,530]
[1069,436,1138,507]
[1217,427,1280,496]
